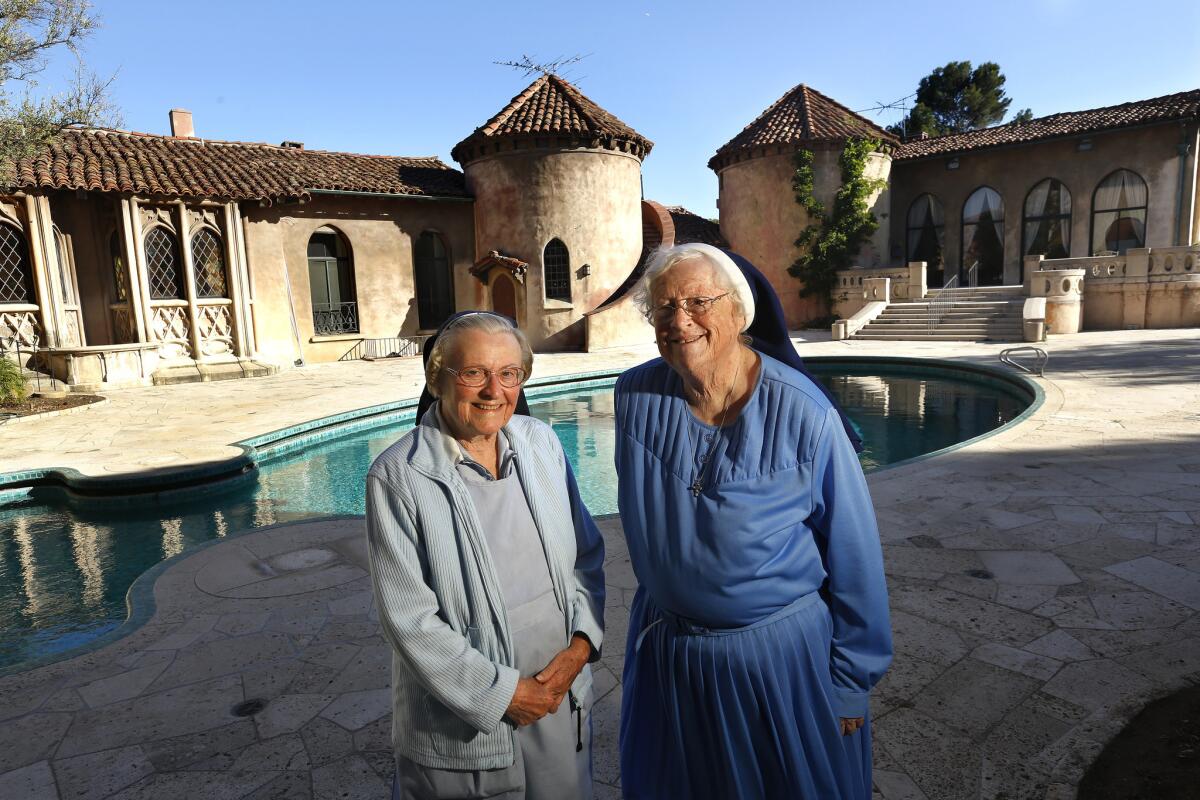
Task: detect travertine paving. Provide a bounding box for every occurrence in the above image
[1,328,1198,799]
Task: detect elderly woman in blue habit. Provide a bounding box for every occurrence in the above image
[366,311,605,800]
[615,244,892,799]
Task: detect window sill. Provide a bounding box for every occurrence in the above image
[542,298,574,312]
[309,333,362,343]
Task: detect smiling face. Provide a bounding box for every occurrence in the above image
[437,328,524,442]
[651,257,745,380]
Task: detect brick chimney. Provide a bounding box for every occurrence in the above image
[169,109,194,138]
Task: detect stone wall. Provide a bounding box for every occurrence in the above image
[717,145,891,328]
[890,123,1197,287]
[466,147,643,351]
[242,195,475,366]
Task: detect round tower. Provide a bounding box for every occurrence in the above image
[710,84,896,327]
[452,74,652,351]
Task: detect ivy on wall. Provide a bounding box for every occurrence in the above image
[788,138,887,312]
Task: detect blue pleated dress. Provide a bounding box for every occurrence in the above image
[614,354,893,800]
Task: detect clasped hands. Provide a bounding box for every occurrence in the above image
[504,634,591,727]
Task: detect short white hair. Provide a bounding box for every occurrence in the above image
[632,243,755,330]
[424,313,533,398]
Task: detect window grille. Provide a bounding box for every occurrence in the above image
[145,226,184,299]
[543,238,571,302]
[191,228,228,298]
[0,223,34,304]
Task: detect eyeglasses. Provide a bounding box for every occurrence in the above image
[646,293,730,323]
[444,365,527,388]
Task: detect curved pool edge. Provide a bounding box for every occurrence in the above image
[0,513,368,679]
[0,369,627,504]
[799,356,1045,478]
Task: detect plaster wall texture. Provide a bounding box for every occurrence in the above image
[717,147,892,328]
[1084,278,1200,329]
[585,295,655,350]
[890,123,1197,287]
[241,196,475,366]
[465,148,643,351]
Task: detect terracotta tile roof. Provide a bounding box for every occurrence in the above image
[895,88,1200,161]
[9,127,469,203]
[666,206,727,248]
[710,84,898,171]
[452,74,652,164]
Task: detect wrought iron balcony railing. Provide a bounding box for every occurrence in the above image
[313,301,359,335]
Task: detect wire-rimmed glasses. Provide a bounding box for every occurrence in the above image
[646,293,730,323]
[444,365,527,388]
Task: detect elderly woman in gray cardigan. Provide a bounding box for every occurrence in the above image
[366,312,605,800]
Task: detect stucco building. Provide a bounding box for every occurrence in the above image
[713,84,1199,330]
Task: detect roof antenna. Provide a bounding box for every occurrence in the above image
[857,93,917,138]
[493,54,592,84]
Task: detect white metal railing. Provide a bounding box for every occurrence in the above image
[966,262,979,298]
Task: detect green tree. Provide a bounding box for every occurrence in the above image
[0,0,118,182]
[888,61,1022,139]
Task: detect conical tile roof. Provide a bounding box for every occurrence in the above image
[452,74,652,164]
[709,84,896,171]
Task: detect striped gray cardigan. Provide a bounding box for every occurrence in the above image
[365,408,606,770]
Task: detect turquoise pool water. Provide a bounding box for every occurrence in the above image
[0,362,1031,671]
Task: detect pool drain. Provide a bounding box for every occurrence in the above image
[232,698,267,717]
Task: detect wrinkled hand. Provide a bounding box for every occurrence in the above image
[534,635,592,712]
[504,677,559,727]
[840,717,864,736]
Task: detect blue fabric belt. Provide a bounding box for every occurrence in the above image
[636,591,824,650]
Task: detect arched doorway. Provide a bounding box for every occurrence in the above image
[492,273,517,322]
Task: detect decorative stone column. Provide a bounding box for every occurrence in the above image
[175,201,204,361]
[119,198,149,342]
[1031,269,1086,334]
[907,261,927,299]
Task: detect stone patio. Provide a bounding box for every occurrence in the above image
[1,328,1199,799]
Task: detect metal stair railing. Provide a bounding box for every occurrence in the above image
[926,273,960,333]
[1000,346,1048,376]
[339,334,430,362]
[966,261,979,299]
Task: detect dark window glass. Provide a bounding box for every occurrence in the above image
[109,230,128,302]
[414,231,454,330]
[543,238,571,302]
[1091,170,1147,255]
[0,223,34,304]
[306,231,357,334]
[906,194,946,287]
[961,187,1005,286]
[191,228,228,298]
[144,226,184,300]
[1023,179,1072,263]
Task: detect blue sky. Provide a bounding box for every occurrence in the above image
[44,1,1200,217]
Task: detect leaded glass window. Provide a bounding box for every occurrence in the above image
[1091,169,1147,255]
[906,194,945,287]
[414,231,453,330]
[961,187,1005,286]
[110,230,128,302]
[1023,179,1072,261]
[144,226,184,300]
[191,228,228,298]
[0,223,35,304]
[543,238,571,302]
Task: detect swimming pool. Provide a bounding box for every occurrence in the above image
[0,358,1037,671]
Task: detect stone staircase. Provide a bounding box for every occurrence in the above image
[852,285,1026,342]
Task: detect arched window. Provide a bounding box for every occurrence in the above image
[1023,179,1072,261]
[144,226,185,300]
[543,238,571,302]
[0,222,35,304]
[191,228,228,298]
[906,194,945,286]
[414,231,454,330]
[1091,169,1147,255]
[961,187,1005,286]
[307,229,357,334]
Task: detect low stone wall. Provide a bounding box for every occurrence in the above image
[1036,246,1200,330]
[834,262,927,320]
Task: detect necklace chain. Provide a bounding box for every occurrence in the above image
[688,354,743,498]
